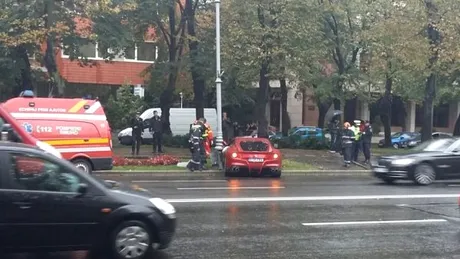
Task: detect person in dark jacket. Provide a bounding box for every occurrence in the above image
[131,112,143,156]
[223,112,235,143]
[149,110,163,153]
[362,120,373,164]
[342,122,355,167]
[328,119,340,153]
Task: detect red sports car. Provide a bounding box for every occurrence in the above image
[223,137,282,177]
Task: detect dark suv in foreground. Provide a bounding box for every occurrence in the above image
[0,142,176,259]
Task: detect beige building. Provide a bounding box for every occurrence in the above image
[266,80,458,134]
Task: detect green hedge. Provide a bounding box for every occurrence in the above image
[163,134,190,148]
[270,135,329,150]
[161,134,330,150]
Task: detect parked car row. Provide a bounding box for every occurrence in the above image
[378,131,452,149]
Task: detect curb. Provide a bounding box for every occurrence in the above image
[94,169,372,177]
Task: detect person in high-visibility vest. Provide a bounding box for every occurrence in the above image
[352,120,362,162]
[203,121,214,157]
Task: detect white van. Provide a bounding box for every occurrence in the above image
[118,108,217,145]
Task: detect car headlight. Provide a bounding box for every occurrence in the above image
[391,158,414,166]
[273,153,279,159]
[149,198,176,218]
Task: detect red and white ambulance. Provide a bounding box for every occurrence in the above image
[2,93,113,173]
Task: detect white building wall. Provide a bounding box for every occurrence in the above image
[287,88,302,127]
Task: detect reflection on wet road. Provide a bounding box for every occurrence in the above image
[6,175,460,259]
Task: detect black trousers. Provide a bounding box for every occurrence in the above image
[187,142,201,171]
[152,132,163,152]
[343,144,353,163]
[330,133,336,150]
[363,142,371,161]
[131,136,142,155]
[199,140,206,166]
[353,141,362,161]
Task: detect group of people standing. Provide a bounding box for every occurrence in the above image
[329,119,373,167]
[186,117,214,172]
[130,110,163,156]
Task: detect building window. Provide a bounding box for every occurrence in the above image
[62,42,157,63]
[433,104,449,128]
[415,104,449,128]
[137,42,156,61]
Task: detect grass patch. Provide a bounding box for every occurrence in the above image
[372,147,412,156]
[113,165,181,171]
[112,159,315,172]
[282,160,316,170]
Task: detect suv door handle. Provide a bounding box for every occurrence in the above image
[13,201,32,209]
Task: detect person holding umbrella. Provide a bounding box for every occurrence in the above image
[325,110,343,153]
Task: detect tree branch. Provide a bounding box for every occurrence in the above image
[257,5,265,28]
[156,20,171,47]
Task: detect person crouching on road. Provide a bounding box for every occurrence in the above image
[342,122,355,167]
[187,121,204,172]
[362,120,373,164]
[131,112,143,156]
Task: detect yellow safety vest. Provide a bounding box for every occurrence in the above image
[353,126,360,141]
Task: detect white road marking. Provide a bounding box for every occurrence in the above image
[132,180,227,183]
[177,186,285,190]
[301,219,447,226]
[447,184,460,187]
[166,194,459,203]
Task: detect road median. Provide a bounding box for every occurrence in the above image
[94,169,372,177]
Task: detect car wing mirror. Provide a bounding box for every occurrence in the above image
[76,183,88,197]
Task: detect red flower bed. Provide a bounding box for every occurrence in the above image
[113,155,180,166]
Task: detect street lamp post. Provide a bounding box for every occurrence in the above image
[214,0,224,170]
[179,92,183,109]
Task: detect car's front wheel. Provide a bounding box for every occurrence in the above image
[413,163,436,185]
[111,220,153,259]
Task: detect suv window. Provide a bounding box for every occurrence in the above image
[8,153,81,193]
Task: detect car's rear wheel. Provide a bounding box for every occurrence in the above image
[413,163,436,185]
[72,158,92,174]
[110,220,153,259]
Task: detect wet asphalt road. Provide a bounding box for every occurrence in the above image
[7,174,460,259]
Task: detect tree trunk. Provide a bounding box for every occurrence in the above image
[333,98,340,111]
[421,0,440,142]
[381,75,393,147]
[256,60,270,138]
[317,99,332,128]
[279,78,290,135]
[160,73,176,135]
[453,114,460,136]
[158,1,185,135]
[185,0,205,119]
[15,46,33,96]
[44,0,65,97]
[422,74,435,141]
